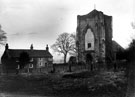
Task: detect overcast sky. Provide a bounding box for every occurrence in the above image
[0,0,134,61]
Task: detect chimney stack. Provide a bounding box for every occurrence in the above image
[30,44,33,50]
[5,43,8,50]
[46,44,49,51]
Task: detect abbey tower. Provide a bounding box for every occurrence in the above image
[76,9,113,64]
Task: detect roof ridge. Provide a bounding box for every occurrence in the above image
[9,49,47,51]
[7,49,52,58]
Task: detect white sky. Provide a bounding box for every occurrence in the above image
[0,0,134,61]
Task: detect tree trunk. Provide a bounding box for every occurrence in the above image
[69,63,72,72]
[64,53,67,63]
[126,62,135,97]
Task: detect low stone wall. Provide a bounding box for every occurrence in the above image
[53,64,93,73]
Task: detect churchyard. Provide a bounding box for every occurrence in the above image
[0,66,127,97]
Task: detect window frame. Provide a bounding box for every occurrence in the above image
[29,63,33,68]
[88,43,91,48]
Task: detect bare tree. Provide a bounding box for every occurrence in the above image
[51,32,75,63]
[0,25,7,45]
[0,25,7,74]
[131,22,135,29]
[68,33,77,55]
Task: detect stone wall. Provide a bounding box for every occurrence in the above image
[104,15,113,62]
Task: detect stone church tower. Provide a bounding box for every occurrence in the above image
[76,9,113,64]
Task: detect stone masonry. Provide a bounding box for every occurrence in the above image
[76,9,113,64]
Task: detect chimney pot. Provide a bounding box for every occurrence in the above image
[30,44,33,50]
[46,44,49,51]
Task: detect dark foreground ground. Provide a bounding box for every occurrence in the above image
[0,70,127,97]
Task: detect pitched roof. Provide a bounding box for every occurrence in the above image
[112,40,125,52]
[78,9,112,19]
[7,49,53,58]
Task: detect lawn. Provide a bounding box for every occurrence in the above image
[0,70,127,97]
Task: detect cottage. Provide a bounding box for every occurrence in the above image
[1,44,53,74]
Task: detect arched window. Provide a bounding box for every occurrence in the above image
[85,28,94,50]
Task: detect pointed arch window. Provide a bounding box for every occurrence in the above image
[85,28,94,50]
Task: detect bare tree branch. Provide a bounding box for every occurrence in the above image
[51,32,76,63]
[131,22,135,29]
[0,25,7,46]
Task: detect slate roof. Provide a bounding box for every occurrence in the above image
[112,40,125,52]
[7,49,53,58]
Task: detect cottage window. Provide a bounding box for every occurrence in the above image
[40,62,42,66]
[29,64,33,68]
[16,65,20,69]
[16,60,19,62]
[48,58,53,61]
[102,38,105,42]
[45,63,47,66]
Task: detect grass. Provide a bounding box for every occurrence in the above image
[0,74,54,96]
[0,70,127,97]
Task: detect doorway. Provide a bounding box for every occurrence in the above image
[86,53,93,71]
[86,53,93,64]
